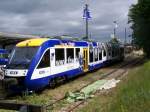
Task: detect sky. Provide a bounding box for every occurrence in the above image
[0,0,137,42]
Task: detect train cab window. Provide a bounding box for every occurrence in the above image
[55,48,65,66]
[37,49,50,68]
[66,48,74,63]
[89,49,93,63]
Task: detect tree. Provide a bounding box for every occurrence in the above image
[109,37,120,44]
[129,0,150,57]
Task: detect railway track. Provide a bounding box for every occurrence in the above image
[44,57,143,112]
[0,56,143,112]
[61,58,143,112]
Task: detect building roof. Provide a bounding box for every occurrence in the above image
[0,32,40,47]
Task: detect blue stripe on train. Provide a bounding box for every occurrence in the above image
[26,63,104,90]
[88,62,103,71]
[25,68,82,90]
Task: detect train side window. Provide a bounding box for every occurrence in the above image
[115,50,117,56]
[112,50,114,57]
[75,48,80,58]
[99,49,102,60]
[66,48,74,63]
[94,48,98,62]
[109,51,111,56]
[89,48,93,63]
[103,50,106,57]
[75,48,80,62]
[37,49,50,68]
[117,49,119,56]
[55,48,65,66]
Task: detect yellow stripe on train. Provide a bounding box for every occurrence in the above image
[16,38,49,47]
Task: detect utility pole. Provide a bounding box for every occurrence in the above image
[125,27,127,45]
[83,4,91,40]
[113,21,118,38]
[85,4,89,40]
[114,28,116,37]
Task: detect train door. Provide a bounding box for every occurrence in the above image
[83,48,88,72]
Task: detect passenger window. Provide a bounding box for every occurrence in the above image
[94,48,98,62]
[55,48,65,66]
[75,48,80,62]
[66,48,74,63]
[103,50,106,57]
[109,51,111,56]
[75,48,80,58]
[112,50,115,57]
[99,48,102,60]
[115,50,117,56]
[89,48,93,63]
[37,49,50,68]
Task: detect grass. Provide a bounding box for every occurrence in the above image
[12,70,104,105]
[8,58,126,106]
[78,59,150,112]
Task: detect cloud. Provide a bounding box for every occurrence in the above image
[0,0,137,42]
[92,25,111,30]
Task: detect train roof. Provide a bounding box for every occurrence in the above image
[16,38,49,47]
[16,38,101,47]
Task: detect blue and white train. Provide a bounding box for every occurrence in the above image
[4,37,124,92]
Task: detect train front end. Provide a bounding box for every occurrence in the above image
[5,47,38,91]
[2,39,48,95]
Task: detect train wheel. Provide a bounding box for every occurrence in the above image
[63,75,68,84]
[55,76,66,84]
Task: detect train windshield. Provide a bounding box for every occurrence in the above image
[7,47,39,69]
